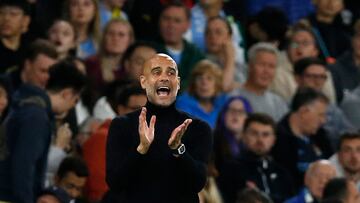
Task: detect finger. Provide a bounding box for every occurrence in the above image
[168,124,184,146]
[183,119,192,131]
[149,115,156,130]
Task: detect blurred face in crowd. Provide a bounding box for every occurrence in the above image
[305,161,336,200]
[56,171,86,199]
[124,46,156,81]
[104,0,126,8]
[194,71,217,100]
[117,94,147,115]
[0,6,30,38]
[297,64,328,91]
[69,0,96,26]
[243,122,275,156]
[225,99,248,135]
[53,88,80,115]
[205,18,232,54]
[288,30,318,63]
[140,54,180,107]
[36,195,60,203]
[159,6,190,46]
[0,86,8,116]
[48,20,76,56]
[339,138,360,175]
[199,0,222,8]
[104,21,132,55]
[299,100,328,135]
[23,54,57,89]
[315,0,343,19]
[248,51,277,90]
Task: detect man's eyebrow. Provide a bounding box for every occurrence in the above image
[167,67,177,72]
[150,67,161,71]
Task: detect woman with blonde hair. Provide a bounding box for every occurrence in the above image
[85,19,134,99]
[176,59,228,128]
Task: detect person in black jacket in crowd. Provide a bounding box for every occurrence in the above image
[218,113,294,203]
[272,87,334,191]
[105,53,213,202]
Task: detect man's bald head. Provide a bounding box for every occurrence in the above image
[142,53,178,75]
[305,160,337,200]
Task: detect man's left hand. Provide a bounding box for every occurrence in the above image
[168,119,192,149]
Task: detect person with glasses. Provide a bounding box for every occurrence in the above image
[293,57,354,150]
[213,96,252,169]
[218,113,294,203]
[270,22,336,104]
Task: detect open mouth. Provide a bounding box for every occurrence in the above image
[156,86,170,96]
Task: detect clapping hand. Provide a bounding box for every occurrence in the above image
[137,107,156,154]
[168,119,192,149]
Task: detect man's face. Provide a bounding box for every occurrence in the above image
[124,46,156,81]
[117,94,147,115]
[24,54,57,89]
[140,55,180,107]
[159,6,189,45]
[298,64,328,91]
[300,100,328,135]
[339,139,360,174]
[205,18,232,54]
[288,31,318,63]
[224,99,247,134]
[249,51,277,90]
[56,171,86,199]
[305,163,336,199]
[104,21,132,55]
[0,6,30,38]
[315,0,343,18]
[242,122,276,156]
[57,89,80,115]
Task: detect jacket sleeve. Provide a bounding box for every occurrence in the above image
[173,119,213,193]
[11,109,50,203]
[106,116,144,192]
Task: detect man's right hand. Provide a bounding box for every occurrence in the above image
[137,107,156,154]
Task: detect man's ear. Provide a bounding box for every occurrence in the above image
[61,88,73,99]
[139,75,146,89]
[21,15,31,34]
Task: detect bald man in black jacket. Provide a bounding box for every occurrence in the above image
[105,53,213,202]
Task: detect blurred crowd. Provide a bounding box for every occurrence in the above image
[1,0,360,202]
